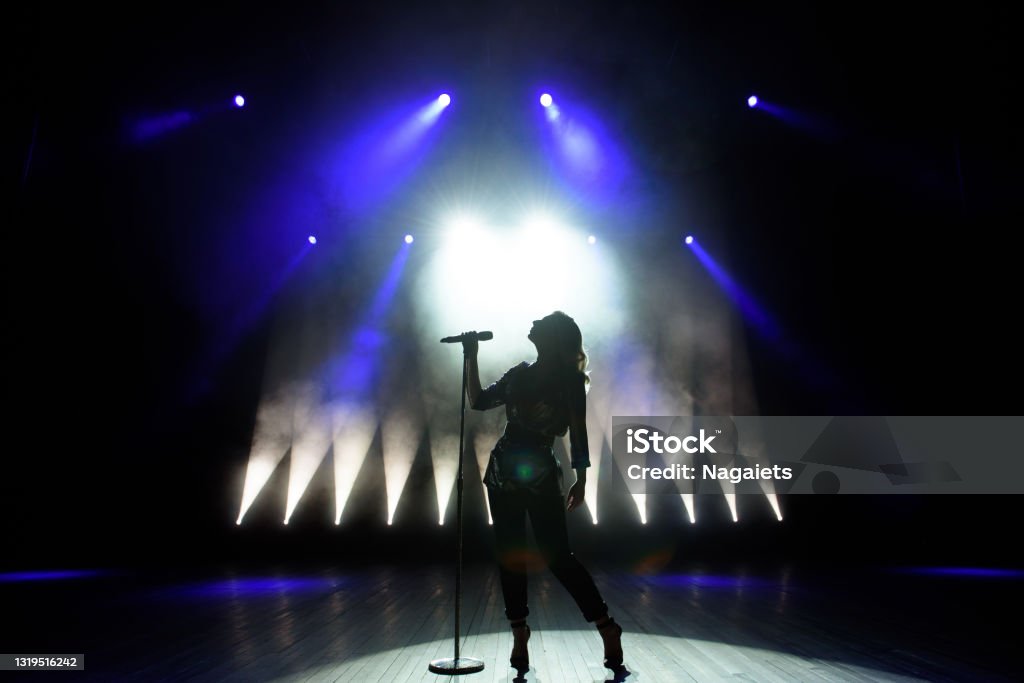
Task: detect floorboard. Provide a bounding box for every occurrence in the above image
[2,562,1019,682]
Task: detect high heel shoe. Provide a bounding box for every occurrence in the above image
[596,617,624,669]
[510,620,531,670]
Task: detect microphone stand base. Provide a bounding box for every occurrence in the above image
[428,657,485,675]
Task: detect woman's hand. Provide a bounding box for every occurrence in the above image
[461,332,478,357]
[566,480,586,512]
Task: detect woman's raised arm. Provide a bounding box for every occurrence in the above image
[460,336,484,408]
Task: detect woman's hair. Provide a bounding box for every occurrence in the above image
[542,311,591,389]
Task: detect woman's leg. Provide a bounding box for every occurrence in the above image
[526,492,624,666]
[487,486,530,621]
[526,492,608,622]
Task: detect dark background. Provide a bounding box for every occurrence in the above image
[6,1,1020,571]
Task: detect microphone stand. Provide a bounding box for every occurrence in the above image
[428,350,485,675]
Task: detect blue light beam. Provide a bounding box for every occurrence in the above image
[331,93,453,213]
[537,92,631,207]
[687,238,783,344]
[685,238,841,392]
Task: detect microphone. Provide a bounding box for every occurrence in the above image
[440,331,494,344]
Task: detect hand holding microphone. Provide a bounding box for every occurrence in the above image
[440,330,493,356]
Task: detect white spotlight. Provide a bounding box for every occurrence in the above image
[237,388,297,530]
[431,434,460,531]
[631,493,647,525]
[381,407,422,529]
[681,493,696,524]
[725,492,738,522]
[331,402,376,527]
[475,434,497,526]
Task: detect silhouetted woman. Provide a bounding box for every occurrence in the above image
[462,311,623,671]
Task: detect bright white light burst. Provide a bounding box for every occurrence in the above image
[415,210,625,368]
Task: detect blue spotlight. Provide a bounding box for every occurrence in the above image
[540,93,553,107]
[308,235,317,245]
[587,235,597,245]
[404,234,414,244]
[234,94,246,108]
[747,95,758,108]
[685,235,694,245]
[438,93,451,107]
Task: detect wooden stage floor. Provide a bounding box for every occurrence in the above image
[2,561,1019,682]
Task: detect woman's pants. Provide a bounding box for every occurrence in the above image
[487,485,608,622]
